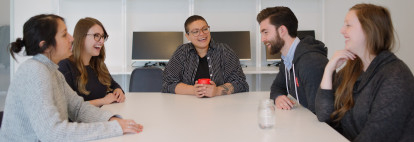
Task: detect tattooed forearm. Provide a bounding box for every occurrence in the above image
[219,83,234,95]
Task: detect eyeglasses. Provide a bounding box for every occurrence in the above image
[187,26,210,36]
[86,33,108,42]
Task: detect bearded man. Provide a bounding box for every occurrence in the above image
[257,6,328,113]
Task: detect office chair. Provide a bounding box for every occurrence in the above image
[129,67,163,92]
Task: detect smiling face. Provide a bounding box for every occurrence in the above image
[260,18,284,55]
[83,24,105,58]
[50,19,74,63]
[185,20,211,49]
[341,10,366,55]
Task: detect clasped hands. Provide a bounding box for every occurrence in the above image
[193,81,219,98]
[102,88,125,104]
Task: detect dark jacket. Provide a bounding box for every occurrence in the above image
[315,51,414,142]
[58,59,123,101]
[162,40,249,93]
[270,36,328,113]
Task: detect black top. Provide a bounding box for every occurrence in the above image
[58,59,123,101]
[315,51,414,142]
[270,36,328,113]
[194,56,210,82]
[162,40,249,93]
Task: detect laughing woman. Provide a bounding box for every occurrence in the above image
[59,17,125,107]
[162,15,249,97]
[315,3,414,142]
[0,14,142,141]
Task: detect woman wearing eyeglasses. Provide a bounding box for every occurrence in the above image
[162,15,249,97]
[58,17,125,107]
[1,14,142,141]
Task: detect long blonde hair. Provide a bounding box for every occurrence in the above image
[70,17,112,95]
[331,3,396,122]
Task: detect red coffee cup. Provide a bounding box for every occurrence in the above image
[198,78,211,84]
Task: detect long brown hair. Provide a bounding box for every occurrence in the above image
[70,17,112,95]
[331,3,395,122]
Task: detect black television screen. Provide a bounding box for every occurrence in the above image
[210,31,251,60]
[132,32,183,61]
[266,30,315,61]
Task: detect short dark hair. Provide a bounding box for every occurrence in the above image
[184,15,208,34]
[10,14,64,59]
[257,6,298,37]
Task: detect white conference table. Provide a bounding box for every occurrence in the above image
[94,92,348,142]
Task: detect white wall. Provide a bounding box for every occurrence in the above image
[126,0,189,69]
[59,0,125,72]
[324,0,414,71]
[11,0,59,77]
[261,0,323,66]
[195,0,258,67]
[10,0,414,77]
[0,0,10,26]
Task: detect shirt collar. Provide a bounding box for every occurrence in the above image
[33,54,59,70]
[281,37,300,70]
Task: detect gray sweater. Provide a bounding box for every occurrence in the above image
[0,54,123,141]
[316,51,414,142]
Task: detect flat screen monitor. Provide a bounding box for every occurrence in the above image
[210,31,251,60]
[266,30,315,61]
[132,32,183,61]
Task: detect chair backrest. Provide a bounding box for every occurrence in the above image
[129,67,163,92]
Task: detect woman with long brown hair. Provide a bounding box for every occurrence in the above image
[59,17,125,107]
[0,14,142,141]
[316,3,414,141]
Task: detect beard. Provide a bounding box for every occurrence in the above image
[268,33,285,55]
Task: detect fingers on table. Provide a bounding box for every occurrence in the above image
[277,98,293,110]
[126,121,143,133]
